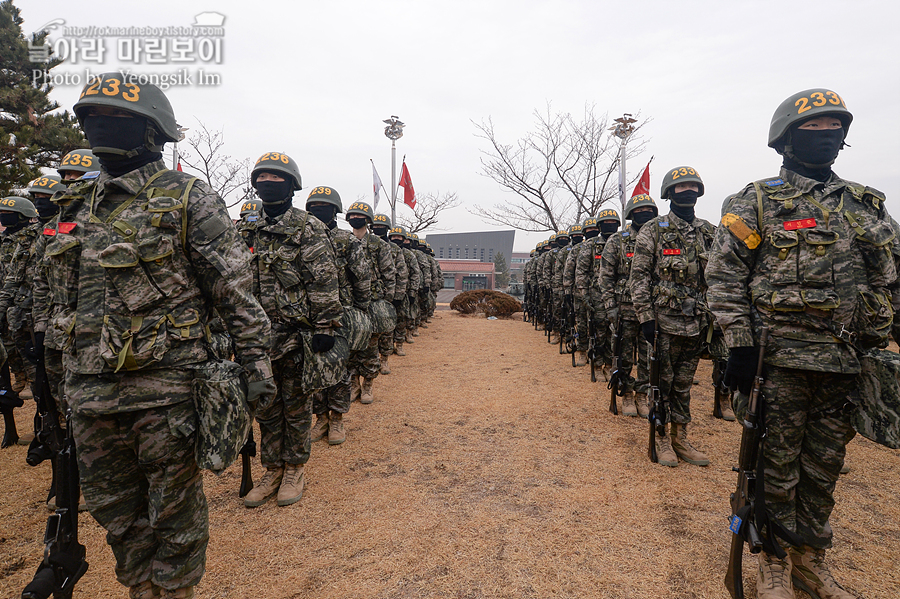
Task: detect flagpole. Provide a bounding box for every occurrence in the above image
[383,116,405,225]
[609,114,636,212]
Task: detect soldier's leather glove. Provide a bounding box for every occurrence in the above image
[408,294,417,305]
[392,299,404,311]
[311,333,335,353]
[641,320,656,344]
[246,377,276,412]
[607,307,618,323]
[23,332,45,365]
[724,346,757,396]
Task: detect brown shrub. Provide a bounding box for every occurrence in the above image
[449,289,522,318]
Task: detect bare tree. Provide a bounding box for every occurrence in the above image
[177,120,253,208]
[471,104,649,233]
[396,191,462,234]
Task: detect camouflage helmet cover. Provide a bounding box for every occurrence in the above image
[624,194,658,220]
[346,201,374,222]
[582,217,598,230]
[251,152,302,190]
[389,225,408,240]
[596,207,621,224]
[27,175,65,197]
[73,72,180,149]
[372,213,392,229]
[57,148,98,176]
[568,224,583,237]
[0,196,39,218]
[238,199,262,217]
[305,185,343,213]
[660,166,704,199]
[768,88,852,148]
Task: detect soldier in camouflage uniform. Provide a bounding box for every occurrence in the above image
[0,195,34,398]
[546,230,570,344]
[390,226,421,356]
[306,188,371,446]
[707,89,890,599]
[422,241,441,321]
[237,154,342,510]
[562,224,584,360]
[32,73,275,599]
[372,214,406,372]
[409,233,431,336]
[600,195,656,418]
[630,167,716,468]
[574,211,620,374]
[344,202,395,403]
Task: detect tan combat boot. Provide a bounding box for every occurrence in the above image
[634,393,650,418]
[328,411,346,445]
[655,429,678,467]
[310,412,329,442]
[350,375,362,403]
[159,588,194,599]
[549,332,560,344]
[406,330,416,343]
[360,378,374,404]
[380,354,391,374]
[574,351,587,367]
[11,372,27,393]
[410,327,420,336]
[621,391,638,417]
[670,422,710,466]
[757,551,794,599]
[719,395,736,421]
[394,341,406,356]
[276,464,305,506]
[243,467,284,508]
[130,580,161,599]
[790,545,856,599]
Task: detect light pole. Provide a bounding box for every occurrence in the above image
[609,114,636,212]
[383,116,405,224]
[172,126,189,170]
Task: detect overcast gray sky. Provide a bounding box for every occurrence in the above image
[20,0,900,252]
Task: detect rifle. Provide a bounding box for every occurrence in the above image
[607,316,624,414]
[566,295,578,362]
[22,348,88,599]
[586,308,597,383]
[238,427,257,498]
[647,324,663,462]
[1,362,22,448]
[712,359,733,419]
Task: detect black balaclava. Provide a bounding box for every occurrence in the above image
[373,226,389,241]
[571,234,584,245]
[33,196,59,221]
[256,177,294,219]
[81,114,162,177]
[630,210,655,230]
[599,221,619,239]
[390,236,403,247]
[347,217,369,230]
[583,228,600,239]
[782,127,845,182]
[0,212,25,232]
[307,204,337,228]
[669,189,698,222]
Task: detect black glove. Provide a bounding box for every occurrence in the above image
[393,299,404,311]
[641,320,656,344]
[420,287,429,297]
[408,294,417,305]
[311,334,335,353]
[723,346,757,396]
[23,332,45,364]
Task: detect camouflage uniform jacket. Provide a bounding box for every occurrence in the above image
[539,249,556,291]
[327,227,371,311]
[630,211,715,337]
[388,241,409,301]
[524,259,535,289]
[32,160,273,411]
[0,230,20,282]
[553,245,573,294]
[238,204,342,362]
[429,255,443,293]
[402,246,422,294]
[0,221,42,328]
[563,241,581,295]
[706,168,900,373]
[575,235,609,313]
[362,233,396,301]
[414,249,431,291]
[600,225,641,321]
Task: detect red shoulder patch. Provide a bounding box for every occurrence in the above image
[57,222,77,234]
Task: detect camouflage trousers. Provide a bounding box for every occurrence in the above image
[379,329,395,358]
[2,331,26,382]
[349,334,381,380]
[756,366,856,549]
[312,368,351,415]
[657,332,702,424]
[68,372,206,590]
[257,350,312,468]
[574,296,590,352]
[617,318,650,395]
[395,295,417,342]
[46,347,66,412]
[552,292,564,331]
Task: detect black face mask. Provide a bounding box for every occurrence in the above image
[307,205,337,225]
[347,217,369,230]
[0,212,22,229]
[670,190,699,207]
[256,180,293,204]
[789,127,844,169]
[600,221,619,236]
[583,228,599,239]
[631,211,655,227]
[670,203,694,222]
[373,227,389,240]
[571,235,584,245]
[390,237,403,246]
[82,114,160,177]
[34,196,58,220]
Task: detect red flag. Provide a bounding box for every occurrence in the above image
[176,162,183,172]
[399,162,416,209]
[631,160,651,198]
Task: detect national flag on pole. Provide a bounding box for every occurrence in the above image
[631,159,652,198]
[176,162,183,172]
[371,160,385,210]
[399,161,416,209]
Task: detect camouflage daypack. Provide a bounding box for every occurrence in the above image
[192,359,250,472]
[853,348,900,449]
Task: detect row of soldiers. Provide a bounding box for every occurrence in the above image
[523,168,733,469]
[0,72,444,599]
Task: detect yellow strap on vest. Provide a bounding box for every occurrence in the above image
[89,169,169,224]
